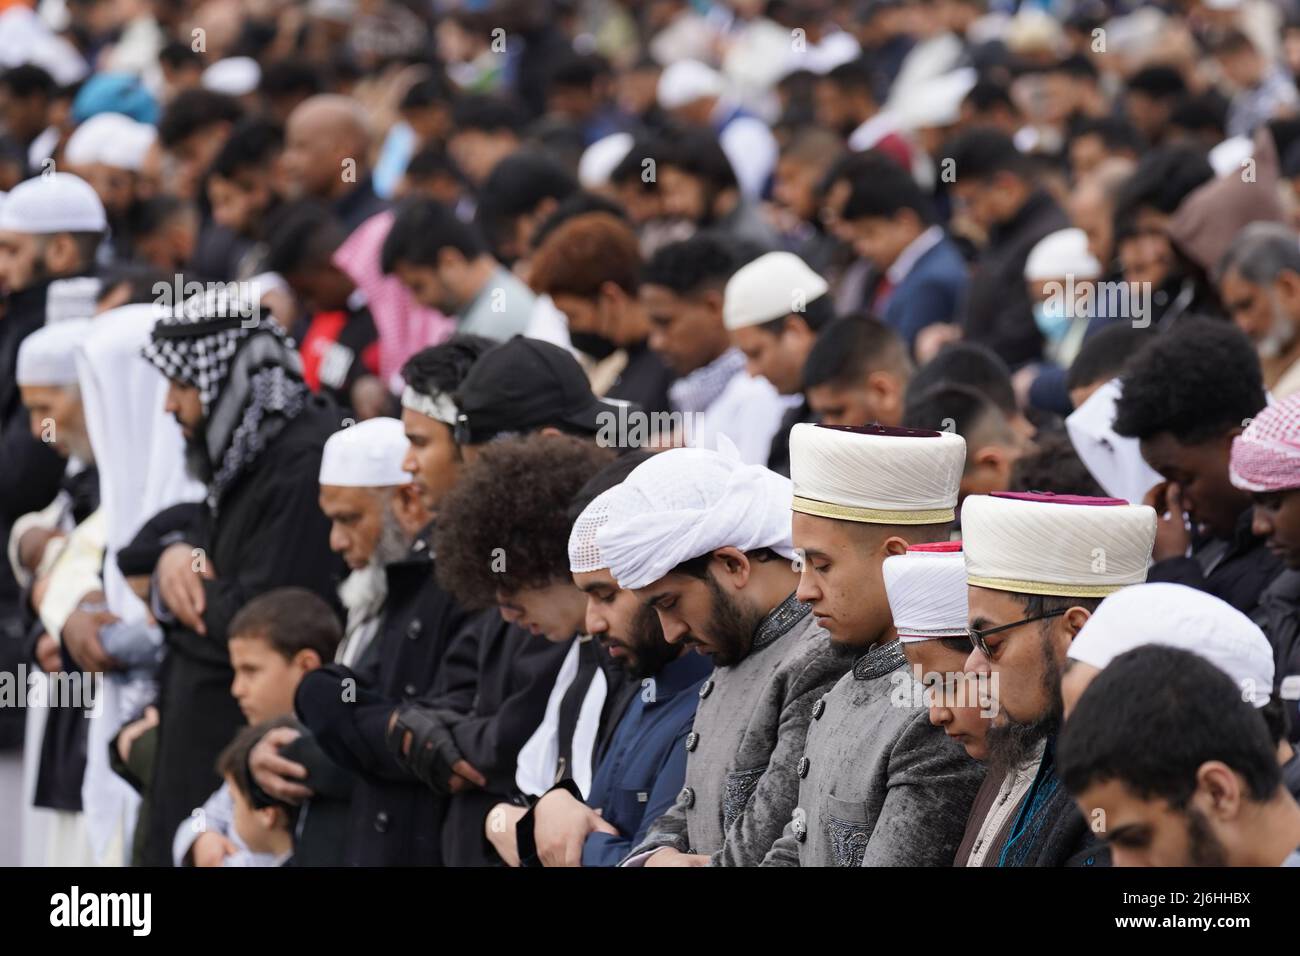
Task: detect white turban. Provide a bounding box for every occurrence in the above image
[1070,582,1274,707]
[723,251,829,331]
[790,423,966,525]
[962,492,1157,597]
[657,60,726,110]
[883,543,968,643]
[0,172,106,233]
[569,485,619,574]
[578,132,635,189]
[1024,228,1101,282]
[596,446,797,590]
[319,417,412,487]
[202,57,262,97]
[16,318,93,386]
[65,112,155,171]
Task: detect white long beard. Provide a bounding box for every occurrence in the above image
[339,563,388,624]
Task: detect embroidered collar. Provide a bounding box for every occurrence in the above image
[853,639,907,680]
[751,591,811,654]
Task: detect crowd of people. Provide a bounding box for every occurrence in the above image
[4,0,1300,870]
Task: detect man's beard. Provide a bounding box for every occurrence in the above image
[696,573,764,668]
[338,507,410,619]
[618,603,680,681]
[183,422,213,485]
[1258,297,1296,359]
[1184,806,1228,866]
[985,633,1064,777]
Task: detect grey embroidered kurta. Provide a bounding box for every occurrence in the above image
[624,594,854,866]
[761,639,986,867]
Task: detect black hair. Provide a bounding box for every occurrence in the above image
[902,383,1009,456]
[641,233,739,296]
[939,126,1032,182]
[401,333,496,399]
[158,40,203,71]
[227,587,342,662]
[1048,53,1099,81]
[1009,427,1105,497]
[823,57,884,101]
[906,341,1016,416]
[547,50,610,90]
[1069,116,1145,157]
[842,151,936,223]
[259,59,325,100]
[609,136,657,190]
[450,94,526,134]
[434,434,614,607]
[403,145,464,185]
[400,74,453,111]
[1167,92,1228,139]
[263,201,347,276]
[1065,322,1151,394]
[802,313,909,390]
[1111,145,1213,244]
[131,195,195,237]
[473,151,577,257]
[531,190,628,249]
[567,449,656,524]
[0,64,55,98]
[1059,644,1281,807]
[157,89,244,148]
[1113,316,1265,445]
[217,716,302,820]
[661,126,738,194]
[1126,64,1187,100]
[382,198,486,273]
[208,116,283,180]
[964,80,1015,115]
[672,548,782,580]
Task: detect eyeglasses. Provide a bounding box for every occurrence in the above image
[968,608,1067,659]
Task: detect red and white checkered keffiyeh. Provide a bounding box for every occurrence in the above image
[332,210,456,389]
[1230,393,1300,492]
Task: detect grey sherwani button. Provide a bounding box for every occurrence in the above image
[797,756,810,778]
[679,787,695,809]
[685,732,699,752]
[699,679,713,699]
[812,698,825,719]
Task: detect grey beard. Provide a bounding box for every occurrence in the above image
[339,563,388,621]
[372,505,413,566]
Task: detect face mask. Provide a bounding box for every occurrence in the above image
[569,329,620,360]
[1032,299,1073,343]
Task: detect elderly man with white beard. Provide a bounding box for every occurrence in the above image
[316,417,430,669]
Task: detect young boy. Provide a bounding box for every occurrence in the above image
[217,719,300,866]
[175,588,347,866]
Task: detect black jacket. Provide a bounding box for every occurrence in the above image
[295,531,475,866]
[422,617,571,866]
[1252,568,1300,745]
[1148,508,1283,616]
[142,397,346,865]
[960,190,1069,368]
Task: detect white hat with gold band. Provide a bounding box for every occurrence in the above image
[789,423,966,525]
[961,491,1157,598]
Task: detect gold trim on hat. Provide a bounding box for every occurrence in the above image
[791,495,954,525]
[966,574,1128,598]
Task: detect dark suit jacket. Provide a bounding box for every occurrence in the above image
[880,234,969,354]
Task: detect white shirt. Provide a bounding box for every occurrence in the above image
[514,637,607,798]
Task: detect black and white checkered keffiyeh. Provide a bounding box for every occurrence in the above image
[142,285,309,508]
[141,285,272,414]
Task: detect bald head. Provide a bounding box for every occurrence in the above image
[281,95,373,200]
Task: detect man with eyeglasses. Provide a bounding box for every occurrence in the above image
[955,491,1156,867]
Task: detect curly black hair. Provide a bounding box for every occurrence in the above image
[401,334,496,398]
[1112,317,1265,445]
[433,433,614,608]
